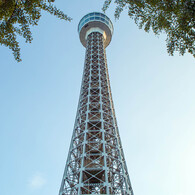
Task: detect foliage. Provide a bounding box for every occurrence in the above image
[0,0,71,62]
[103,0,195,57]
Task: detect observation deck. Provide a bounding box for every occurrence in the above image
[78,12,113,48]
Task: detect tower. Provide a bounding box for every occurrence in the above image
[59,12,134,195]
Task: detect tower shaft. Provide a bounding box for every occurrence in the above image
[59,31,133,194]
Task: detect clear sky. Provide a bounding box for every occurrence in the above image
[0,1,195,195]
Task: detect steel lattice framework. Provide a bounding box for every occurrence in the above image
[59,12,134,195]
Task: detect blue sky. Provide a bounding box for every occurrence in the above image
[0,1,195,195]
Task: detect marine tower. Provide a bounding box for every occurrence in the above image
[59,12,134,195]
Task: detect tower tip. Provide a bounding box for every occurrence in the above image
[78,12,113,48]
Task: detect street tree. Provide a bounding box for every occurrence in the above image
[0,0,71,62]
[103,0,195,57]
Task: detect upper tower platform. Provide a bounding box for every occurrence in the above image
[78,12,113,48]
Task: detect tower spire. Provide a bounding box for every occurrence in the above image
[59,12,134,195]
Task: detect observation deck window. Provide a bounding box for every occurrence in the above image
[78,12,114,36]
[85,18,90,23]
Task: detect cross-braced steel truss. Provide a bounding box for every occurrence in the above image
[59,32,134,195]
